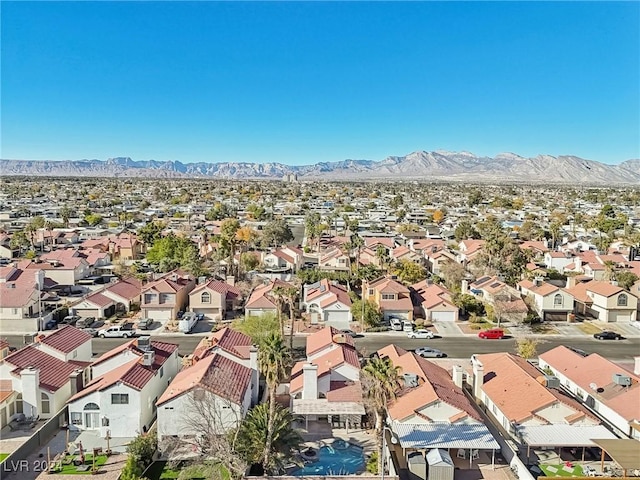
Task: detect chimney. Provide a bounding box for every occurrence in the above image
[461,279,469,295]
[634,357,640,376]
[452,365,465,389]
[226,276,235,287]
[21,367,40,417]
[566,276,576,289]
[249,345,259,405]
[302,362,318,400]
[69,369,84,396]
[471,357,484,400]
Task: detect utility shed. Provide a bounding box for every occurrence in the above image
[407,451,427,480]
[426,448,454,480]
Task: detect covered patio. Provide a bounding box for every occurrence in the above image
[391,422,501,469]
[291,398,366,433]
[591,438,640,477]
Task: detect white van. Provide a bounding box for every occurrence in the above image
[403,321,415,332]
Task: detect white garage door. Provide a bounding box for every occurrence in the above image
[609,311,630,323]
[146,309,172,321]
[325,310,351,329]
[384,311,409,321]
[431,311,455,322]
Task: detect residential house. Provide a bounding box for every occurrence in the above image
[0,326,92,423]
[318,247,351,272]
[363,276,413,322]
[0,266,46,333]
[262,246,304,272]
[469,276,518,304]
[470,353,615,456]
[544,251,575,272]
[157,328,259,444]
[18,257,90,286]
[102,276,142,312]
[457,240,485,264]
[289,327,364,429]
[72,291,117,319]
[302,278,353,329]
[539,346,640,439]
[424,249,457,276]
[377,345,499,463]
[189,279,242,321]
[140,270,196,321]
[81,233,145,260]
[0,233,18,259]
[565,280,637,322]
[67,338,179,438]
[517,278,574,321]
[41,248,111,277]
[391,245,419,263]
[411,280,459,322]
[518,241,549,260]
[244,278,295,318]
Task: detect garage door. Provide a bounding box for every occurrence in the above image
[544,312,568,322]
[431,311,455,322]
[146,309,172,321]
[609,311,630,323]
[384,311,409,321]
[325,310,351,329]
[193,308,220,321]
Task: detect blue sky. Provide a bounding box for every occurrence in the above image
[2,1,639,165]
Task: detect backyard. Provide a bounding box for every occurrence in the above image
[540,464,584,477]
[49,453,108,475]
[0,453,8,463]
[144,461,231,480]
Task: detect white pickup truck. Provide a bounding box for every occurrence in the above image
[98,325,134,338]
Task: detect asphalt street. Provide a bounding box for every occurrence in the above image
[5,332,637,361]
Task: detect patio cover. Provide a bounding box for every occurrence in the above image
[590,439,640,471]
[392,422,500,450]
[291,399,365,416]
[515,425,617,447]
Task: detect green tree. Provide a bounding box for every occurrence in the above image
[240,252,260,272]
[516,338,540,360]
[137,220,165,245]
[60,205,72,228]
[246,203,267,221]
[220,218,241,277]
[234,403,302,475]
[261,219,294,248]
[10,231,30,251]
[350,298,382,328]
[304,212,321,251]
[146,233,201,273]
[392,259,427,284]
[205,202,236,221]
[85,213,103,227]
[362,357,401,473]
[616,271,638,290]
[454,220,480,241]
[233,313,280,347]
[258,333,292,471]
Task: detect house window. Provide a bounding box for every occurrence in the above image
[338,258,346,264]
[160,293,172,304]
[368,289,374,296]
[11,308,18,315]
[71,412,82,425]
[144,294,157,304]
[41,393,50,414]
[553,294,563,307]
[102,417,109,426]
[84,402,99,410]
[160,366,164,378]
[201,292,211,304]
[381,293,395,300]
[617,294,628,307]
[72,350,77,359]
[111,394,129,405]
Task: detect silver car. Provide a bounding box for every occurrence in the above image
[414,347,445,358]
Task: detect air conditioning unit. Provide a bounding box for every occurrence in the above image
[142,351,155,367]
[403,373,419,388]
[612,374,632,386]
[536,375,561,389]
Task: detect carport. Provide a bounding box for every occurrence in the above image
[591,439,640,477]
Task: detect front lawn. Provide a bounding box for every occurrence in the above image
[577,323,601,335]
[540,464,584,477]
[0,453,9,463]
[145,461,230,480]
[50,454,108,475]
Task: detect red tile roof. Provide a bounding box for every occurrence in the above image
[306,326,355,356]
[4,346,79,392]
[39,325,92,354]
[194,327,253,361]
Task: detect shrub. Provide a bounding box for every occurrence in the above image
[366,452,379,474]
[365,326,390,333]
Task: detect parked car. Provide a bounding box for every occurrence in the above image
[45,319,58,330]
[76,317,96,329]
[389,318,403,331]
[403,321,415,333]
[60,315,81,326]
[195,313,205,322]
[340,329,357,337]
[81,327,99,337]
[408,329,435,339]
[478,328,505,339]
[593,331,623,340]
[138,318,154,330]
[414,347,445,358]
[98,325,134,338]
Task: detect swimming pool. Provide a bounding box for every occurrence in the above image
[292,444,365,476]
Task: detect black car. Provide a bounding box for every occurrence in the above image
[594,330,623,340]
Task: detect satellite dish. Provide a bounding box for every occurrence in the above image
[589,382,598,391]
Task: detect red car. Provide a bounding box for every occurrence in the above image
[478,328,505,339]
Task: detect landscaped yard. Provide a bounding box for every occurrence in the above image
[145,461,231,480]
[49,454,108,475]
[577,323,602,335]
[540,464,584,477]
[0,453,9,463]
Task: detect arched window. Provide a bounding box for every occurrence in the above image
[617,294,628,307]
[41,393,50,414]
[553,294,563,307]
[83,402,99,411]
[201,292,211,304]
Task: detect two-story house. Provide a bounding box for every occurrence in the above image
[102,276,142,312]
[302,278,353,329]
[67,337,179,438]
[0,266,43,333]
[457,239,485,264]
[518,278,574,321]
[318,247,351,272]
[565,280,638,322]
[410,280,459,322]
[244,278,295,318]
[189,279,242,321]
[363,276,413,322]
[141,270,196,321]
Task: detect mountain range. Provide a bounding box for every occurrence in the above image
[1,151,639,184]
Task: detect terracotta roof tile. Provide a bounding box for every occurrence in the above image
[39,325,92,354]
[4,346,79,392]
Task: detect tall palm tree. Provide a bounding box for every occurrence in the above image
[362,356,402,473]
[234,403,302,475]
[268,286,287,337]
[258,332,292,471]
[283,285,299,349]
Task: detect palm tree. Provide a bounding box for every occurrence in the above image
[362,356,402,473]
[268,286,287,337]
[234,403,302,475]
[258,332,292,471]
[602,260,617,282]
[283,285,299,349]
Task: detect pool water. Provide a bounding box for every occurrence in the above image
[292,445,365,476]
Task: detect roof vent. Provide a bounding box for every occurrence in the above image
[403,373,419,388]
[612,373,632,386]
